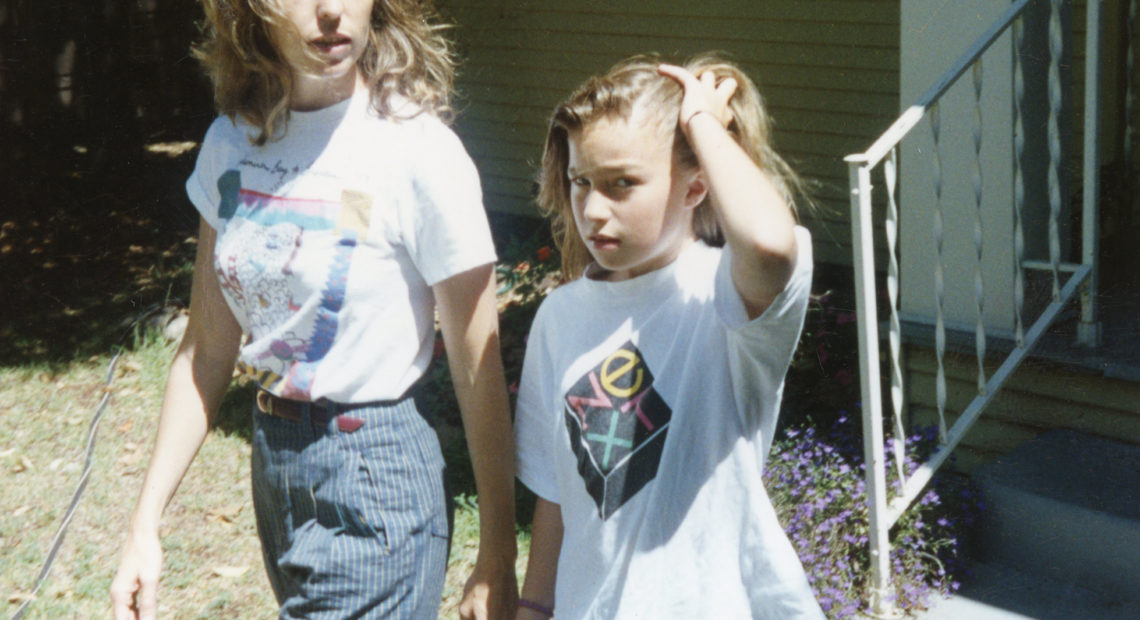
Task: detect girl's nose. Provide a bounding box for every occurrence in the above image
[581,190,610,223]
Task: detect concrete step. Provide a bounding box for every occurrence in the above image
[913,561,1140,620]
[971,429,1140,602]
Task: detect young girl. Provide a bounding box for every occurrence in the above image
[109,1,517,618]
[513,55,824,618]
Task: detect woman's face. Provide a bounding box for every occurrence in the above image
[268,0,376,109]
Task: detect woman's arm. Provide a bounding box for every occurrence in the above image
[515,497,562,620]
[659,65,799,320]
[110,218,243,620]
[434,264,519,620]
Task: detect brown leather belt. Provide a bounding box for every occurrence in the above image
[255,390,365,433]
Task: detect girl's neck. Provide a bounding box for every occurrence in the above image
[290,70,367,112]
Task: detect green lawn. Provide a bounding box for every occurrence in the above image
[0,330,533,619]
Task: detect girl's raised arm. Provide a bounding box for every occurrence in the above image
[658,64,799,320]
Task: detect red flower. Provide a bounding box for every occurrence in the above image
[536,246,553,261]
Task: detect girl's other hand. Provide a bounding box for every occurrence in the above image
[657,64,737,132]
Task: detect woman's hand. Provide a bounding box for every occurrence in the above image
[658,63,737,133]
[459,552,519,620]
[109,530,163,620]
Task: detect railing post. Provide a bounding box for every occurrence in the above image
[1079,0,1104,346]
[845,157,900,618]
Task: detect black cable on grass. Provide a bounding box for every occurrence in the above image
[10,302,180,620]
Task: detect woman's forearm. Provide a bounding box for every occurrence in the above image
[129,218,242,532]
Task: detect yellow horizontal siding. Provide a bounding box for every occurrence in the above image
[444,0,901,267]
[903,347,1140,469]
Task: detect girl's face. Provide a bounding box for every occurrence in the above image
[270,0,375,109]
[566,111,706,282]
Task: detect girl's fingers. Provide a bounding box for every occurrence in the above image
[716,77,739,101]
[659,63,736,128]
[657,63,699,88]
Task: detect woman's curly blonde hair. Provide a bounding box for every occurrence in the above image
[194,0,456,145]
[537,53,805,280]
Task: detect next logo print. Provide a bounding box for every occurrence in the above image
[563,341,672,519]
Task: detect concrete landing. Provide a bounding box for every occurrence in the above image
[915,561,1140,620]
[972,429,1140,601]
[885,430,1140,619]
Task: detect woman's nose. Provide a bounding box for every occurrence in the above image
[316,0,344,25]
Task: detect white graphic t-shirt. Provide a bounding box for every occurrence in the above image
[515,230,824,619]
[187,90,496,403]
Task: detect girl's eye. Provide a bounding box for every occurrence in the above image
[615,177,635,188]
[570,176,590,187]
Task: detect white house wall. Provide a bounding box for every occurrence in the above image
[899,0,1017,335]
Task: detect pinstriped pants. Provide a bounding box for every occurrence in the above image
[251,395,450,619]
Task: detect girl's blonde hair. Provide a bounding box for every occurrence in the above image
[537,53,804,280]
[194,0,456,145]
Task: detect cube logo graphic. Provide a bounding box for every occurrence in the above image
[564,341,672,519]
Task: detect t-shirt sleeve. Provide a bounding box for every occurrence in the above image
[185,117,235,232]
[715,226,814,441]
[715,225,813,337]
[513,302,561,503]
[402,119,497,286]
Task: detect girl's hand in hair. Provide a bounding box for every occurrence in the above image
[657,64,737,133]
[658,63,798,319]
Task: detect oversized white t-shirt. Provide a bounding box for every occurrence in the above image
[186,90,496,403]
[515,229,823,619]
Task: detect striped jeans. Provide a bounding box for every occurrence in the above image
[251,394,450,619]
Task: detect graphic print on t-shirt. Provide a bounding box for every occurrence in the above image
[564,341,672,519]
[214,170,373,400]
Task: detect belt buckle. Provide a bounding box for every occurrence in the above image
[256,390,274,415]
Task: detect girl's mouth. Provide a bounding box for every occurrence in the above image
[589,235,620,250]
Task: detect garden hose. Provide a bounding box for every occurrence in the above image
[9,302,179,620]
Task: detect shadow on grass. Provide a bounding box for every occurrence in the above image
[0,141,206,369]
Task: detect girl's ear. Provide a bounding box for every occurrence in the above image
[683,169,709,210]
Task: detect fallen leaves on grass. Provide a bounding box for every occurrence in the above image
[10,455,33,473]
[7,592,34,604]
[211,565,250,579]
[207,504,244,524]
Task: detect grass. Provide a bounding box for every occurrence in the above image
[0,328,534,619]
[1,333,274,618]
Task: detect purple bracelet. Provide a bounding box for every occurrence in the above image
[518,598,554,617]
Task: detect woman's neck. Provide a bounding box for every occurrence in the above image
[290,70,366,111]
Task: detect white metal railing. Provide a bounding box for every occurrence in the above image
[843,0,1109,615]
